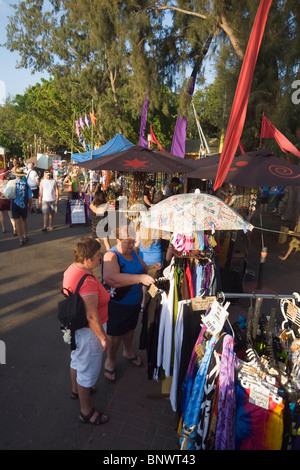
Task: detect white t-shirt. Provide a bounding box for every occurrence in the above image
[41,178,56,202]
[26,169,39,190]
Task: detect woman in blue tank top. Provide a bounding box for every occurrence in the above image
[102,226,161,383]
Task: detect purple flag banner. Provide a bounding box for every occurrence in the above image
[79,116,85,130]
[171,116,187,158]
[85,113,90,129]
[171,70,197,158]
[139,95,149,148]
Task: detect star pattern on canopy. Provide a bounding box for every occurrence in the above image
[123,158,149,169]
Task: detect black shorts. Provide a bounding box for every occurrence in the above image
[31,188,39,199]
[11,201,27,219]
[260,197,269,204]
[107,301,141,336]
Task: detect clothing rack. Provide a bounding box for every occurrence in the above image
[217,292,299,301]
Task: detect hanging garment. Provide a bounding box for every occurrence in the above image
[139,290,162,380]
[235,381,285,450]
[176,303,203,416]
[195,333,226,450]
[192,262,203,297]
[180,334,218,449]
[181,325,208,418]
[205,264,212,295]
[214,334,238,450]
[156,285,174,377]
[170,302,203,413]
[185,265,194,299]
[180,267,191,300]
[170,302,184,411]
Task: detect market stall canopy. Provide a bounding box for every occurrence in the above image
[71,133,134,162]
[142,192,253,234]
[76,145,197,174]
[187,148,300,187]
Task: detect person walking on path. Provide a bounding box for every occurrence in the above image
[272,186,285,214]
[143,179,155,209]
[89,187,111,251]
[9,168,32,246]
[0,169,15,233]
[25,162,41,213]
[63,170,80,199]
[62,237,110,425]
[163,176,180,198]
[39,171,59,231]
[259,186,269,212]
[102,226,161,383]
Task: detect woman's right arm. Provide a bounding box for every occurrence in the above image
[103,251,154,288]
[82,293,108,351]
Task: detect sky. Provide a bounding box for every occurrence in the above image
[0,0,49,105]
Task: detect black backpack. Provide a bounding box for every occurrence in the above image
[58,274,94,349]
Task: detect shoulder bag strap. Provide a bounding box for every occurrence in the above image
[74,273,95,294]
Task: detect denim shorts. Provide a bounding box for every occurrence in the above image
[70,325,107,388]
[42,201,56,214]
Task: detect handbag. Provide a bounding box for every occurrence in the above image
[3,180,16,199]
[58,273,94,350]
[101,254,132,301]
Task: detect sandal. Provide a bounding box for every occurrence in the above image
[123,355,143,367]
[79,407,109,425]
[104,368,116,384]
[71,386,97,400]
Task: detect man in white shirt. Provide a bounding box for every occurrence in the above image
[163,177,180,198]
[38,171,59,231]
[26,162,40,213]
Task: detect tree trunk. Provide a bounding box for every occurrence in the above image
[219,14,244,60]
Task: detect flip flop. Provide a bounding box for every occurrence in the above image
[79,407,109,425]
[123,355,143,367]
[104,368,116,384]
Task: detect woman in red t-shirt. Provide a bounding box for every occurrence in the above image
[63,237,110,425]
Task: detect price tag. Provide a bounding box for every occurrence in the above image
[191,296,216,312]
[201,300,230,336]
[249,384,270,410]
[148,284,158,298]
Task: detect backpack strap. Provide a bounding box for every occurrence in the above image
[62,273,95,298]
[74,273,95,294]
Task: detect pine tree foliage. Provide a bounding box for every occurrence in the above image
[1,0,299,157]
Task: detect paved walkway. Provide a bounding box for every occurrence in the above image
[0,200,178,450]
[0,198,299,450]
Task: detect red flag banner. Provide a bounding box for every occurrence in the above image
[239,141,246,155]
[150,125,165,152]
[260,114,300,161]
[214,0,273,191]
